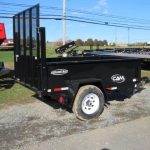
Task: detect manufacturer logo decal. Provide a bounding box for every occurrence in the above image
[51,69,68,76]
[111,74,125,83]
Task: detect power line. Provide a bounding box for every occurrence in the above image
[39,17,150,30]
[1,2,150,29]
[0,16,12,18]
[0,12,14,15]
[1,12,150,30]
[63,0,66,45]
[1,2,150,31]
[0,10,148,28]
[41,14,150,29]
[1,1,150,24]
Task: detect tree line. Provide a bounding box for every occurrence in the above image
[75,39,108,46]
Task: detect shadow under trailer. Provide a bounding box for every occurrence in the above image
[13,4,141,120]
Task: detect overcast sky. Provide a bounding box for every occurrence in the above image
[1,0,150,43]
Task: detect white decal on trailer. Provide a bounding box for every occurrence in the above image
[51,69,68,76]
[111,74,125,83]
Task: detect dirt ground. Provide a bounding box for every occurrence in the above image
[0,85,150,150]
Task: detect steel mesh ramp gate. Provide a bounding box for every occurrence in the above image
[13,4,40,89]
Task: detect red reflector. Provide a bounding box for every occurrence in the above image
[59,96,64,104]
[54,88,61,92]
[106,87,112,90]
[106,87,117,91]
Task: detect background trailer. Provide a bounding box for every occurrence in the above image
[0,23,6,45]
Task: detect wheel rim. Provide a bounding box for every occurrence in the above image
[81,93,100,115]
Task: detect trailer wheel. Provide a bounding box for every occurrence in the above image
[73,85,104,120]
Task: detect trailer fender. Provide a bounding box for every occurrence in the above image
[66,78,107,107]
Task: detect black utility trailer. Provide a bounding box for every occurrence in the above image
[13,4,141,120]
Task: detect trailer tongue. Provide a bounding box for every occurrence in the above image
[13,4,141,120]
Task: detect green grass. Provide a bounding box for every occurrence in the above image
[141,70,150,78]
[0,51,14,63]
[46,45,59,58]
[0,51,14,69]
[141,70,150,86]
[0,83,35,107]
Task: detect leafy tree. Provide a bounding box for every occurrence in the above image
[103,40,108,46]
[75,38,108,47]
[98,40,103,46]
[76,39,84,46]
[86,38,94,46]
[94,39,99,46]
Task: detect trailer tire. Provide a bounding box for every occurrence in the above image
[73,85,104,120]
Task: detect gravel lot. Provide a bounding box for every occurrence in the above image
[0,85,150,150]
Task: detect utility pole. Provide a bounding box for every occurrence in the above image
[63,0,66,45]
[115,27,117,46]
[128,27,130,46]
